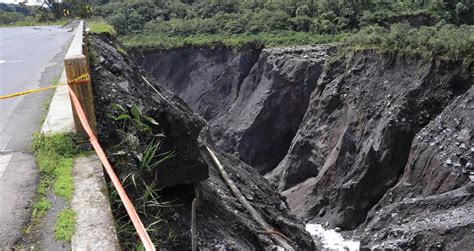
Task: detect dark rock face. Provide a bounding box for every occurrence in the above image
[92,37,208,188]
[133,46,330,174]
[265,51,473,247]
[134,44,473,248]
[358,86,474,249]
[90,35,315,250]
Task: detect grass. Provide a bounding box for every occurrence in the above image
[31,198,52,221]
[29,133,80,241]
[54,208,76,242]
[120,32,347,50]
[88,20,117,37]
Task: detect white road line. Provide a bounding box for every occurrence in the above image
[0,153,13,180]
[0,59,22,64]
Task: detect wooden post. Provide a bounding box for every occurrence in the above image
[65,21,97,138]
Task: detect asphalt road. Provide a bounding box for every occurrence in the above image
[0,25,73,247]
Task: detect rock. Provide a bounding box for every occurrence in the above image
[265,245,285,251]
[279,202,286,211]
[244,192,255,201]
[318,208,326,217]
[466,162,473,170]
[125,35,473,250]
[263,50,473,248]
[446,159,453,166]
[334,227,341,232]
[133,45,331,174]
[110,63,123,74]
[117,80,129,92]
[90,34,316,251]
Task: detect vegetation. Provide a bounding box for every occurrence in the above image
[31,198,52,222]
[2,1,472,60]
[54,208,76,242]
[0,2,66,26]
[88,20,117,36]
[32,133,78,199]
[91,0,474,52]
[0,3,46,25]
[345,22,474,64]
[122,31,347,49]
[95,0,473,36]
[29,133,82,242]
[106,104,176,248]
[0,0,89,26]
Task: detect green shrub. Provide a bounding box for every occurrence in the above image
[88,20,117,37]
[120,32,347,50]
[345,22,474,64]
[92,0,473,51]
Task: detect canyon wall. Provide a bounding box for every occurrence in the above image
[133,46,331,174]
[134,46,473,249]
[91,35,315,250]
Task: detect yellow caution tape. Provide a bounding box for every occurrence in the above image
[0,73,90,100]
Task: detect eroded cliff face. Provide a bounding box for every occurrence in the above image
[90,35,315,250]
[265,51,473,248]
[133,45,473,249]
[132,46,331,174]
[359,86,474,249]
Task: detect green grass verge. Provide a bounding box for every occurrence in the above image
[29,133,80,241]
[120,32,347,50]
[88,20,117,37]
[54,208,76,242]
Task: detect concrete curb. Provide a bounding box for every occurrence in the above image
[41,70,120,250]
[41,70,75,135]
[71,155,121,250]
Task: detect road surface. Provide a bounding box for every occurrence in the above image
[0,25,73,247]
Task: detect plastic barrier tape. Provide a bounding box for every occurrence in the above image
[0,73,90,100]
[67,85,156,250]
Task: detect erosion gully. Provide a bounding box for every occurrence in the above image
[91,33,474,250]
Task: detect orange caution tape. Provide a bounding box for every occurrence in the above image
[67,85,156,251]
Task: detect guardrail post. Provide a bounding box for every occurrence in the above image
[65,21,97,138]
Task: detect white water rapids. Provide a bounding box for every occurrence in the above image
[306,224,360,250]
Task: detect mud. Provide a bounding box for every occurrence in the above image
[132,45,332,174]
[90,34,315,250]
[132,43,473,249]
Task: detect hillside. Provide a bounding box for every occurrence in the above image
[82,0,474,249]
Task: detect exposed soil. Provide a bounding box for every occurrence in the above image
[132,45,331,174]
[131,42,474,250]
[90,34,315,250]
